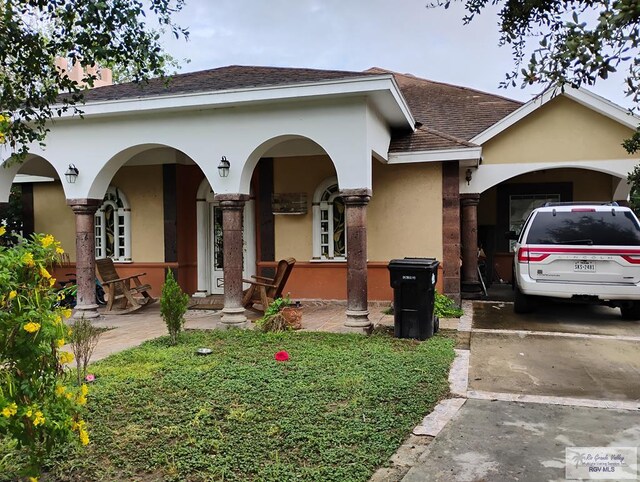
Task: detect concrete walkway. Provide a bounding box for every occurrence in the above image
[75,301,395,362]
[393,300,640,482]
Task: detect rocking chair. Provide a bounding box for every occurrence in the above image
[242,258,296,311]
[96,258,156,313]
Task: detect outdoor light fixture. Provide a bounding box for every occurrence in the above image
[65,164,79,184]
[465,168,473,185]
[218,156,230,178]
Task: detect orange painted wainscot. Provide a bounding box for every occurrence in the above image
[258,261,445,302]
[51,262,181,299]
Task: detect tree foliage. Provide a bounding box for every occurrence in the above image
[437,1,640,151]
[0,0,188,159]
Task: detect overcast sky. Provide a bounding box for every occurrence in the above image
[160,0,633,109]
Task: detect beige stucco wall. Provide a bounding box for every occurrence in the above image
[478,168,615,226]
[369,161,443,261]
[273,155,443,262]
[482,96,635,164]
[111,165,164,262]
[32,165,164,262]
[33,182,77,257]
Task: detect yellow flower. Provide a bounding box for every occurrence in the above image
[58,351,74,364]
[80,384,89,397]
[0,114,6,123]
[29,477,38,482]
[22,252,35,267]
[39,266,51,279]
[33,411,45,426]
[40,234,55,248]
[26,409,32,417]
[49,277,56,287]
[53,314,62,325]
[0,226,5,236]
[8,290,16,300]
[56,338,65,348]
[23,322,41,333]
[56,246,64,255]
[65,392,73,401]
[55,385,66,396]
[77,394,87,406]
[1,403,17,417]
[62,308,72,319]
[79,428,89,445]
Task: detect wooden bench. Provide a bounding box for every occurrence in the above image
[96,258,156,313]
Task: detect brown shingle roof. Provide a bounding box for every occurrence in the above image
[81,65,379,102]
[390,126,476,152]
[367,68,522,150]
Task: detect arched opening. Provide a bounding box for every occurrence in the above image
[476,167,627,285]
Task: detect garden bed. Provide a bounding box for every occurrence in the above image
[8,329,454,481]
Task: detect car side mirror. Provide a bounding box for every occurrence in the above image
[505,230,519,241]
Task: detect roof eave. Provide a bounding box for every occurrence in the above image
[387,146,482,164]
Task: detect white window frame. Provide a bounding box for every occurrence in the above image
[95,186,132,262]
[312,176,347,261]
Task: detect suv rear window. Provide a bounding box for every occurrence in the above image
[526,211,640,246]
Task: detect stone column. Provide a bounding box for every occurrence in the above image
[215,193,250,327]
[460,193,481,293]
[442,162,461,304]
[341,189,372,333]
[68,198,101,319]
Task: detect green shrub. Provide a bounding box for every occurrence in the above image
[256,295,291,332]
[160,270,189,345]
[434,291,464,318]
[0,232,88,479]
[69,317,103,386]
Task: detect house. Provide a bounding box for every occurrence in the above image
[2,65,638,332]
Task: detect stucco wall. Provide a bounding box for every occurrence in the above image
[33,182,77,257]
[369,161,443,261]
[111,165,164,263]
[273,155,443,262]
[32,165,165,263]
[482,96,635,164]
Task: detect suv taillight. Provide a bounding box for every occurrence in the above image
[517,247,550,263]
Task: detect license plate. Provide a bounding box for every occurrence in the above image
[574,261,596,272]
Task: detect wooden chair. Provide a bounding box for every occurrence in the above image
[242,258,296,311]
[96,258,156,313]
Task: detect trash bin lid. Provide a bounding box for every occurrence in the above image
[388,258,439,270]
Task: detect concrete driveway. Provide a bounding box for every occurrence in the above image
[401,299,640,482]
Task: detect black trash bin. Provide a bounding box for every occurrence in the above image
[388,258,440,340]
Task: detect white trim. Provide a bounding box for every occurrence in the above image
[471,87,640,146]
[13,174,55,183]
[387,146,482,164]
[95,186,131,262]
[54,75,415,130]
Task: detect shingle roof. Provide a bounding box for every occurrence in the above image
[366,68,522,151]
[81,65,378,102]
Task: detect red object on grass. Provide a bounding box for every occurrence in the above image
[274,350,289,361]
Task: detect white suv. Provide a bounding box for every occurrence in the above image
[512,202,640,318]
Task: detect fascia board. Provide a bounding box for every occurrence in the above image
[388,146,482,164]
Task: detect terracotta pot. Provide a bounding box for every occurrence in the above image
[280,306,302,330]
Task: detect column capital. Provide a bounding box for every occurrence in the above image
[214,193,250,210]
[67,198,101,215]
[460,193,480,207]
[340,188,372,206]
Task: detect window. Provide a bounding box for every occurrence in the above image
[95,186,131,261]
[312,177,346,260]
[509,194,560,251]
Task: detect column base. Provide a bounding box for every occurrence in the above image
[461,281,482,293]
[73,304,100,319]
[192,291,208,298]
[344,310,372,334]
[221,307,248,328]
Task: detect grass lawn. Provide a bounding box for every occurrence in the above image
[7,329,455,481]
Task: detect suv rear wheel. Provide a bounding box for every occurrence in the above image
[514,285,535,313]
[620,302,640,320]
